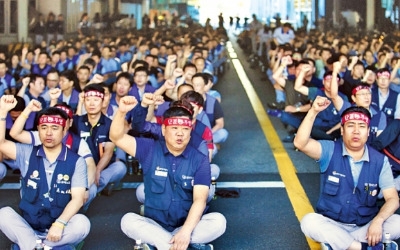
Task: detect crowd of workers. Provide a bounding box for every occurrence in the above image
[0,11,230,250]
[240,13,400,250]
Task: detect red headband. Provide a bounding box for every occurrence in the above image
[341,112,370,125]
[55,106,73,119]
[377,71,390,78]
[163,117,192,128]
[352,86,370,96]
[38,115,66,127]
[84,90,104,99]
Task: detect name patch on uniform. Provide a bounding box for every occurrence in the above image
[155,170,168,177]
[80,131,90,138]
[328,175,339,183]
[27,179,37,189]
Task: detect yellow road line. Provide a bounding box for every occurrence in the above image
[230,54,320,249]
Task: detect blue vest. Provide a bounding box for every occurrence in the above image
[316,141,384,226]
[19,145,79,231]
[371,87,398,124]
[58,88,80,112]
[144,141,207,231]
[368,106,383,144]
[0,73,15,89]
[31,64,53,78]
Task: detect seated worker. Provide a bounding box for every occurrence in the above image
[294,97,400,250]
[192,73,228,146]
[331,61,386,144]
[0,96,90,249]
[295,70,347,140]
[130,93,220,203]
[9,99,97,212]
[110,96,226,250]
[72,84,126,197]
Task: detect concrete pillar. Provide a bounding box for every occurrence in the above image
[332,0,340,25]
[366,0,374,31]
[17,0,28,42]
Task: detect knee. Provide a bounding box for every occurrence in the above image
[121,213,139,234]
[211,213,227,234]
[210,164,220,180]
[300,213,321,234]
[72,214,91,236]
[0,206,16,226]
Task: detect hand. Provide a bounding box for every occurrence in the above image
[79,92,85,103]
[22,47,28,55]
[49,88,62,100]
[46,223,63,242]
[90,74,104,84]
[163,79,175,90]
[301,64,312,74]
[22,77,31,87]
[0,95,17,113]
[366,220,383,247]
[350,56,358,64]
[119,96,138,113]
[183,46,193,58]
[27,99,42,112]
[284,105,296,113]
[312,96,331,112]
[333,61,341,73]
[169,229,191,250]
[141,93,164,107]
[34,48,41,55]
[172,68,183,78]
[281,56,292,66]
[167,54,177,62]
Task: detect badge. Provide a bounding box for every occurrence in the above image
[63,174,70,181]
[328,175,339,183]
[155,170,168,177]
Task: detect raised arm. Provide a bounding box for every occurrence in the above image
[294,96,330,160]
[272,55,291,88]
[0,95,18,160]
[331,61,344,111]
[110,96,139,157]
[294,63,311,96]
[9,99,42,143]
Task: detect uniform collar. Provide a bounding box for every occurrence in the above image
[36,144,68,162]
[341,142,370,162]
[160,140,190,158]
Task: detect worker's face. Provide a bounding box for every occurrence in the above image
[162,119,191,154]
[38,120,66,149]
[341,120,370,152]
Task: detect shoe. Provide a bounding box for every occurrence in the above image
[367,242,384,250]
[267,109,282,117]
[188,243,214,250]
[320,243,332,250]
[142,243,156,250]
[282,134,295,143]
[101,183,115,196]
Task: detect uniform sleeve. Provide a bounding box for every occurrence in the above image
[318,140,335,173]
[379,156,395,191]
[15,143,33,178]
[193,153,211,186]
[71,156,88,189]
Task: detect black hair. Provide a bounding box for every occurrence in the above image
[183,62,197,71]
[191,72,208,85]
[166,100,194,120]
[116,72,134,87]
[180,90,204,107]
[134,66,149,76]
[83,83,105,95]
[10,96,26,112]
[60,70,80,91]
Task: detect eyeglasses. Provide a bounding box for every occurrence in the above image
[355,92,371,97]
